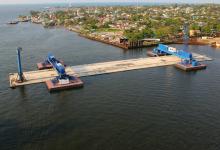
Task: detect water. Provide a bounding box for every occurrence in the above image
[1,4,220,150]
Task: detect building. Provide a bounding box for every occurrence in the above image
[189,30,201,37]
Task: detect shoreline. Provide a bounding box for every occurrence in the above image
[59,26,220,49]
[28,21,220,49]
[68,26,175,49]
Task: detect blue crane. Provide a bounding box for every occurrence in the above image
[153,44,199,66]
[45,53,83,91]
[152,24,204,67]
[47,53,75,81]
[16,47,24,82]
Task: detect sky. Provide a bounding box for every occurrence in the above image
[0,0,219,4]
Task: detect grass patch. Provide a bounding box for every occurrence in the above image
[96,28,121,32]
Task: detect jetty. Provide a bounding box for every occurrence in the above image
[79,34,173,49]
[9,52,212,88]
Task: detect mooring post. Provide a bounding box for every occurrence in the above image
[17,47,23,82]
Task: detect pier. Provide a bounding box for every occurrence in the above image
[9,53,212,88]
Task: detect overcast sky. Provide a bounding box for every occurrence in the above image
[0,0,219,4]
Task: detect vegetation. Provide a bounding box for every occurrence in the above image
[28,4,220,42]
[30,11,40,16]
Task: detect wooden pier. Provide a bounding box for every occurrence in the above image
[9,53,212,88]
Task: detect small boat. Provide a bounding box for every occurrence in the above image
[216,43,220,47]
[211,42,220,47]
[7,21,19,25]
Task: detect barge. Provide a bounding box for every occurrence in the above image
[147,51,171,57]
[37,60,65,70]
[175,61,207,71]
[46,75,83,92]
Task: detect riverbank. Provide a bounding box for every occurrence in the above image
[79,33,176,49]
[67,26,174,49]
[49,25,220,49]
[22,19,220,49]
[176,38,220,46]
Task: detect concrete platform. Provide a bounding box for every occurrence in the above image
[9,53,212,88]
[9,67,76,87]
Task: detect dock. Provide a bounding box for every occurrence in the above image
[9,53,212,88]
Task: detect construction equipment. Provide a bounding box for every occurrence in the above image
[16,47,25,82]
[37,55,65,70]
[47,53,67,79]
[9,48,211,90]
[151,44,206,71]
[45,53,83,91]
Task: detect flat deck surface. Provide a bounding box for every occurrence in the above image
[9,67,76,87]
[175,63,207,71]
[46,77,83,92]
[9,53,212,88]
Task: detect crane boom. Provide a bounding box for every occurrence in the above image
[153,44,193,60]
[47,53,67,79]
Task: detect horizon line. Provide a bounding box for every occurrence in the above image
[0,2,219,5]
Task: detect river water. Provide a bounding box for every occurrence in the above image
[0,4,220,150]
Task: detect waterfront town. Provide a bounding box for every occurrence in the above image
[19,4,220,49]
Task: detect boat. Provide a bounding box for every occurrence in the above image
[7,21,19,25]
[211,42,220,47]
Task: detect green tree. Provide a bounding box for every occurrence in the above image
[30,11,40,16]
[216,24,220,32]
[154,26,172,38]
[202,25,212,35]
[142,28,154,38]
[190,23,200,30]
[123,29,144,41]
